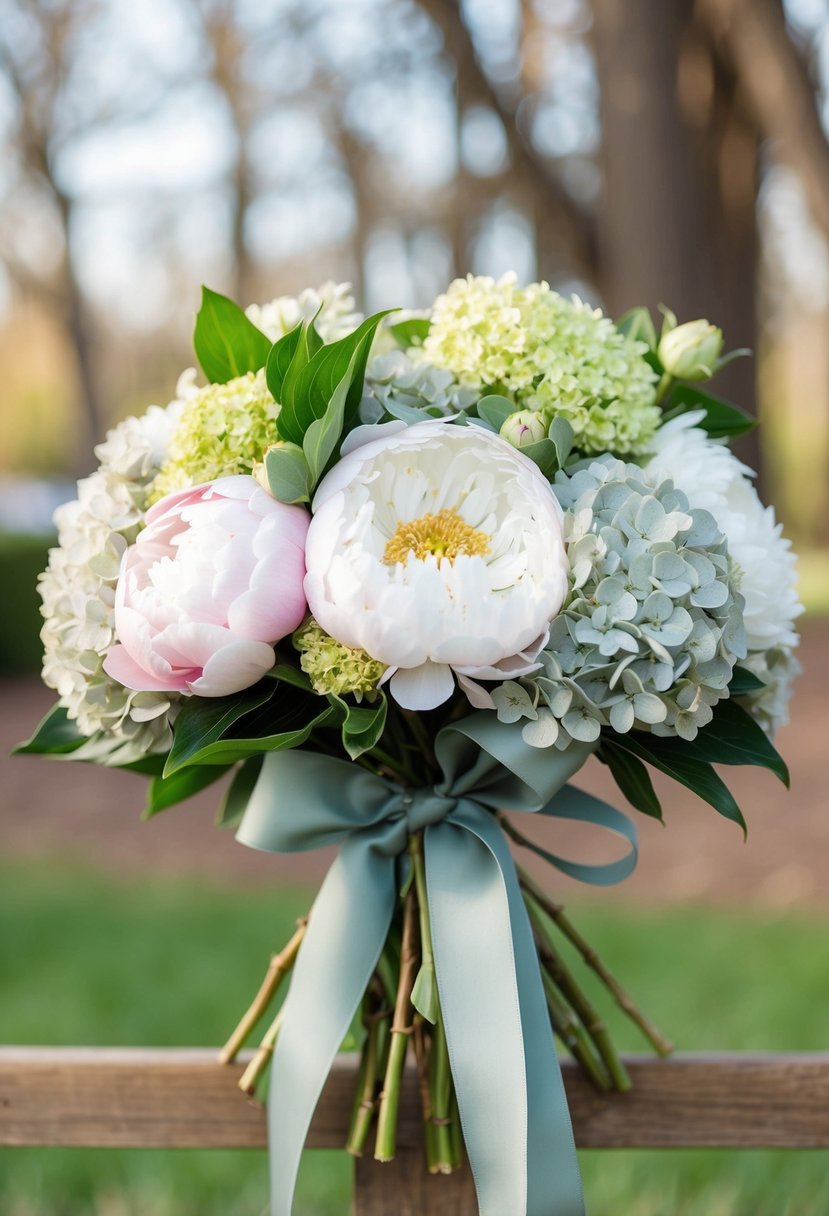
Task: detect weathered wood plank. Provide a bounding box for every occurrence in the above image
[2,1049,829,1150]
[354,1151,476,1215]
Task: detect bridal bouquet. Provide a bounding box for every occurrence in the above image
[23,275,800,1216]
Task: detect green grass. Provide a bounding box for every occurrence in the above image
[1,859,827,1215]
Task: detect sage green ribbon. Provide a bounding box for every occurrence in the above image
[236,712,638,1216]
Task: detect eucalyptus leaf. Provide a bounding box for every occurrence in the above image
[144,763,232,819]
[193,287,272,384]
[547,416,575,468]
[476,395,515,432]
[519,437,561,478]
[264,443,312,504]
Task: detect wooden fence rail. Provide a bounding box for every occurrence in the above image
[3,1049,829,1215]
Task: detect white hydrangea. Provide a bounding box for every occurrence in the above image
[245,281,361,343]
[38,387,188,763]
[646,411,803,733]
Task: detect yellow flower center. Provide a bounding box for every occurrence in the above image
[384,507,490,566]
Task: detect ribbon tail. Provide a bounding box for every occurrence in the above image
[266,837,397,1216]
[428,810,585,1216]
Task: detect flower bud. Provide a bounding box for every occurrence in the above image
[499,410,547,449]
[658,320,723,380]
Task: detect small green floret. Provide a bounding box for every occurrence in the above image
[293,620,386,699]
[150,370,278,501]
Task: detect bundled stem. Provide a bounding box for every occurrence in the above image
[518,865,673,1057]
[374,886,419,1162]
[219,919,307,1064]
[426,1014,456,1174]
[238,1008,284,1096]
[346,979,392,1157]
[525,891,631,1092]
[539,968,610,1092]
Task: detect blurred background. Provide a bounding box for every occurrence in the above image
[2,1,829,1213]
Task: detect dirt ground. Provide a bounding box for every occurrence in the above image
[2,618,827,907]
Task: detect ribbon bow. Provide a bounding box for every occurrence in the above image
[236,712,637,1216]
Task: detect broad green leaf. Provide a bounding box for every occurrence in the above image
[263,443,312,504]
[599,741,663,820]
[276,311,393,447]
[387,317,431,347]
[278,316,325,412]
[268,662,313,692]
[668,384,757,438]
[216,755,263,827]
[14,703,86,756]
[476,395,514,432]
[616,306,657,351]
[519,437,560,478]
[266,322,303,402]
[729,666,767,695]
[682,699,790,786]
[302,349,359,483]
[178,704,335,767]
[144,763,232,819]
[193,287,272,384]
[164,681,275,776]
[328,693,388,760]
[613,733,746,833]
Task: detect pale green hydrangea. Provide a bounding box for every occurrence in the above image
[294,620,386,700]
[150,369,277,501]
[421,274,660,456]
[498,456,747,751]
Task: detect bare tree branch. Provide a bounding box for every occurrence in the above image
[416,0,598,281]
[697,0,829,238]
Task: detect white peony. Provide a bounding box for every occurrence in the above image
[645,411,802,653]
[645,411,803,733]
[304,420,570,711]
[245,281,361,344]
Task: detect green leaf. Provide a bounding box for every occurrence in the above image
[279,316,325,410]
[216,755,263,827]
[517,437,561,478]
[276,311,394,447]
[193,287,272,384]
[613,733,746,833]
[263,443,312,504]
[266,322,303,402]
[328,693,388,760]
[599,741,663,820]
[729,666,767,695]
[388,317,431,347]
[668,384,757,438]
[476,395,514,432]
[616,306,657,351]
[682,699,790,786]
[268,662,313,692]
[547,416,574,468]
[302,348,359,483]
[179,704,335,767]
[164,681,275,776]
[144,763,232,819]
[14,703,87,756]
[411,965,439,1023]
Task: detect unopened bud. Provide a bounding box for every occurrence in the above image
[499,410,547,449]
[658,319,723,380]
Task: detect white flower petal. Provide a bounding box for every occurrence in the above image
[389,661,456,711]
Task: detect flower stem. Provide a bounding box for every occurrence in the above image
[408,832,438,1022]
[237,1007,284,1096]
[524,891,631,1092]
[427,1013,456,1174]
[517,865,672,1057]
[538,967,611,1092]
[412,1016,440,1172]
[346,981,392,1157]
[219,918,307,1064]
[374,888,419,1162]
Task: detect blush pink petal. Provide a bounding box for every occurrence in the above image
[103,643,192,693]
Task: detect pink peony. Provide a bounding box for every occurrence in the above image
[104,476,309,697]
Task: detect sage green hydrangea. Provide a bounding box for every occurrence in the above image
[420,274,660,457]
[361,351,479,423]
[150,370,278,501]
[293,619,386,700]
[496,456,747,751]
